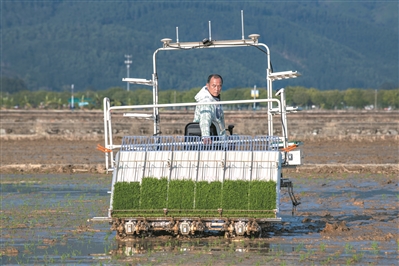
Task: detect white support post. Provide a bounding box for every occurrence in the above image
[103,98,110,170]
[276,88,288,149]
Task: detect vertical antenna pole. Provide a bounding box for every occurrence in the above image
[176,27,179,43]
[71,84,74,110]
[241,10,244,40]
[124,54,132,91]
[208,21,212,41]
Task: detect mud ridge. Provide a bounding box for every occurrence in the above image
[1,163,397,174]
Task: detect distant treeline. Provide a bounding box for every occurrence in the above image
[2,1,398,91]
[2,86,398,110]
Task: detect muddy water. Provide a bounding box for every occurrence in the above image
[1,173,398,265]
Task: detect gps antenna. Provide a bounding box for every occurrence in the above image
[208,21,212,41]
[241,10,245,40]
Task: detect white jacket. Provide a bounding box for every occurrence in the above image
[193,86,226,137]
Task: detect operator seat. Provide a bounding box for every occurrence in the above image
[184,122,218,137]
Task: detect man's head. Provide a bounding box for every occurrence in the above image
[207,74,223,97]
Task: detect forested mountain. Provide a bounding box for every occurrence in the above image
[2,0,398,92]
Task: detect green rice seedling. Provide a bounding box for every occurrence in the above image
[299,251,311,262]
[60,253,68,263]
[222,180,249,210]
[249,180,276,211]
[346,252,363,265]
[371,241,379,255]
[104,245,110,256]
[104,231,112,241]
[319,242,326,252]
[295,242,304,252]
[322,256,333,265]
[344,243,354,254]
[140,177,168,209]
[112,181,140,210]
[23,242,33,253]
[147,247,152,256]
[206,257,215,265]
[71,249,81,256]
[195,181,222,210]
[110,177,276,218]
[168,179,195,209]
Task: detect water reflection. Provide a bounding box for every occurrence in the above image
[110,238,278,257]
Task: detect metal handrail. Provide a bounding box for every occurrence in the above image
[103,97,283,171]
[108,98,281,111]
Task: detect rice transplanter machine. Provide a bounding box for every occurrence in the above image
[94,13,302,239]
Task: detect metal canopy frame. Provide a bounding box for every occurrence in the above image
[107,11,302,171]
[123,34,300,138]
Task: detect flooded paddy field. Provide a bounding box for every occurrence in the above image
[1,172,398,265]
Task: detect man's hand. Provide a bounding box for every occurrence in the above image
[202,137,212,145]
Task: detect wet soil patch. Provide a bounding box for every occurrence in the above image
[1,173,397,265]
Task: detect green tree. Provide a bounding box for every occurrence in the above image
[106,87,126,106]
[137,89,153,105]
[308,87,325,108]
[362,89,377,108]
[324,90,344,109]
[181,88,200,103]
[286,86,311,108]
[344,88,367,109]
[1,77,28,93]
[381,89,399,108]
